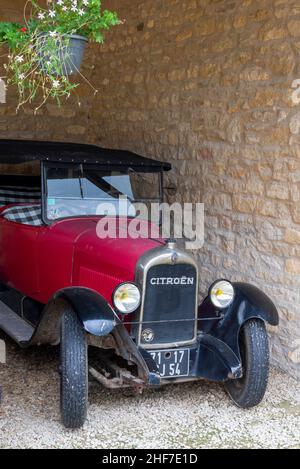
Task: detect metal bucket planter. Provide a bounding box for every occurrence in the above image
[37,33,88,76]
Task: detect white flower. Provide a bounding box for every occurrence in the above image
[49,31,57,37]
[71,5,77,12]
[38,12,45,20]
[62,6,67,11]
[49,10,56,18]
[52,80,60,88]
[83,0,89,5]
[78,9,85,16]
[15,55,24,63]
[57,0,64,5]
[19,73,25,80]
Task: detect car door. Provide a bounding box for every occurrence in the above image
[0,217,41,296]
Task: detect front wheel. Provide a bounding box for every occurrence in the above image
[225,319,269,408]
[60,307,88,429]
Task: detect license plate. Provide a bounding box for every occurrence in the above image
[149,349,190,378]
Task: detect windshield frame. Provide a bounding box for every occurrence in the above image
[41,161,164,225]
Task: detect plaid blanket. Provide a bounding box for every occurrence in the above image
[1,205,43,226]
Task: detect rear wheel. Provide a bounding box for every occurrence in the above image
[225,319,269,408]
[60,307,88,429]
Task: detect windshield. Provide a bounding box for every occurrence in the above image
[44,164,162,222]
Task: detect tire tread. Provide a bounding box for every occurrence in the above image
[226,319,269,408]
[60,307,88,429]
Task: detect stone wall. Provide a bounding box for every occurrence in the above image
[0,0,300,378]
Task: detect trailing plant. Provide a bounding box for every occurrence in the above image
[0,1,120,111]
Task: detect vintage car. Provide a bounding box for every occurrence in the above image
[0,139,279,428]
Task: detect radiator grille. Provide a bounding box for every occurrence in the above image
[140,263,197,347]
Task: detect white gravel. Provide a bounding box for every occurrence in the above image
[0,333,299,449]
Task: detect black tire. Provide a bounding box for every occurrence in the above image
[225,319,269,408]
[60,307,88,429]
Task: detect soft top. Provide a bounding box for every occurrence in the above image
[0,139,171,171]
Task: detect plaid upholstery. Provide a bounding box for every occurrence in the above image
[0,186,41,206]
[1,204,43,226]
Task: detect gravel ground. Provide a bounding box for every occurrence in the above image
[0,332,299,449]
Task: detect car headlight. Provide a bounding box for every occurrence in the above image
[210,280,235,309]
[113,282,141,314]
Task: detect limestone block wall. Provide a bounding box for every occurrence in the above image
[0,0,300,377]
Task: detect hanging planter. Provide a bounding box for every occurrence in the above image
[0,1,121,111]
[37,33,88,76]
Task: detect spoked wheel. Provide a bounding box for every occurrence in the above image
[225,319,269,408]
[60,307,88,429]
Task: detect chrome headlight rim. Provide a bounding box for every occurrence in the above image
[112,282,141,315]
[209,279,235,310]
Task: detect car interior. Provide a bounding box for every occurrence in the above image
[0,162,42,226]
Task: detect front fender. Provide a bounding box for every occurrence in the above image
[198,282,279,362]
[54,287,117,336]
[232,282,279,326]
[30,287,117,345]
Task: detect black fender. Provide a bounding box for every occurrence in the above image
[54,287,117,336]
[232,283,279,326]
[30,287,117,345]
[198,282,279,366]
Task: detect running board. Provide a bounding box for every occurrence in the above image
[0,300,34,344]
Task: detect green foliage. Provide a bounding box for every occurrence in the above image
[0,22,26,49]
[0,0,120,111]
[30,0,119,43]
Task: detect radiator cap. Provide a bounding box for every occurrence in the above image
[167,238,177,250]
[166,239,178,263]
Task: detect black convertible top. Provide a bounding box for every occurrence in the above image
[0,140,171,171]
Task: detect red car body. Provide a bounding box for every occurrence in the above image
[0,216,158,305]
